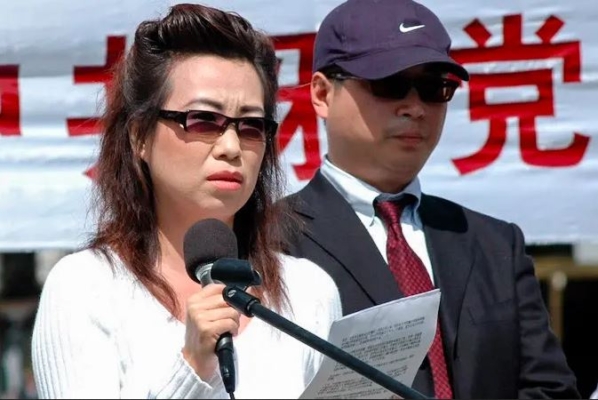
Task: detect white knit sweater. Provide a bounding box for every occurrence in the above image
[31,249,342,399]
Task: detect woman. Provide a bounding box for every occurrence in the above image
[31,3,341,399]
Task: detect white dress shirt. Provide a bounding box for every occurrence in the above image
[320,157,435,285]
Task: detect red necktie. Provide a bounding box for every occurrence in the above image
[376,197,453,399]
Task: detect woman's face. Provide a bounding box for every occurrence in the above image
[141,55,268,228]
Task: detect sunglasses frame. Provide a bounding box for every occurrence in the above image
[327,72,460,103]
[158,109,279,143]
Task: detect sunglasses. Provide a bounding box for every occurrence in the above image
[328,73,460,103]
[158,109,278,143]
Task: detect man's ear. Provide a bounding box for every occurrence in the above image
[311,72,335,119]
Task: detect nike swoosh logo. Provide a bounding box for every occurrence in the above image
[399,23,425,33]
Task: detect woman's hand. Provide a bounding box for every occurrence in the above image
[182,284,240,381]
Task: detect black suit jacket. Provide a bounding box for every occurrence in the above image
[285,171,579,399]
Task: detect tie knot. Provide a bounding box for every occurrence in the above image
[374,195,415,226]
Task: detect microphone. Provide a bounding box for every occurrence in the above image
[184,219,239,285]
[183,219,238,397]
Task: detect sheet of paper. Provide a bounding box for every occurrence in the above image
[300,289,441,399]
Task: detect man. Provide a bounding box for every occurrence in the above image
[285,0,580,398]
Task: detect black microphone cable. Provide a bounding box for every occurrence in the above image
[216,334,236,399]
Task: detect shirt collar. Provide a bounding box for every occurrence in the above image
[319,156,422,224]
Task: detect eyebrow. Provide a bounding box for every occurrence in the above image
[183,97,265,115]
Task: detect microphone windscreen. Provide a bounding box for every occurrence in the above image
[183,219,238,284]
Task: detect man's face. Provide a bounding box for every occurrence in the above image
[312,65,453,193]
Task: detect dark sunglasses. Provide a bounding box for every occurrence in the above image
[328,73,460,103]
[158,109,278,143]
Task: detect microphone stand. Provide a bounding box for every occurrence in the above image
[222,285,430,400]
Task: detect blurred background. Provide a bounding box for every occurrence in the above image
[1,0,597,398]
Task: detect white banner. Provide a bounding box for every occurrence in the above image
[1,0,597,250]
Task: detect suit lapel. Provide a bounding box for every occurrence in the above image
[294,172,403,305]
[420,195,475,364]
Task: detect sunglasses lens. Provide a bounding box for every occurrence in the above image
[238,119,268,142]
[185,110,270,142]
[186,111,226,137]
[416,78,459,102]
[369,76,411,100]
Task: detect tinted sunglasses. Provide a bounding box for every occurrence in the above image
[158,109,278,143]
[328,73,460,103]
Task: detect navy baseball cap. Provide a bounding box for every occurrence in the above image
[313,0,469,81]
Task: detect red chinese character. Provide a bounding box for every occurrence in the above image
[68,35,126,137]
[451,14,590,175]
[273,33,321,181]
[0,65,21,136]
[68,36,126,178]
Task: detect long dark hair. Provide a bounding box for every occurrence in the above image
[89,3,292,315]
